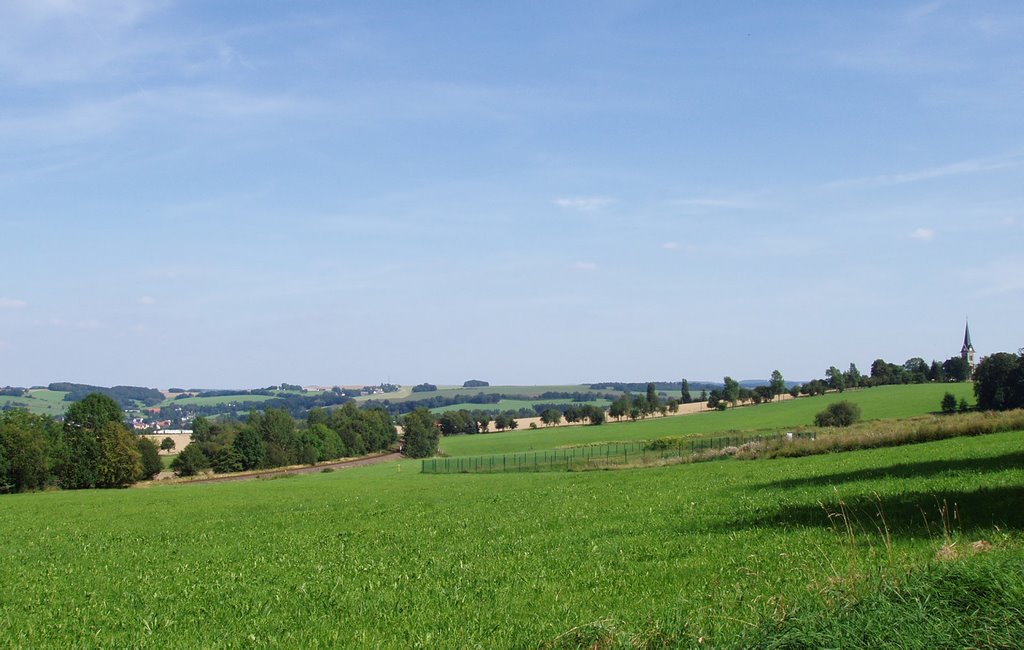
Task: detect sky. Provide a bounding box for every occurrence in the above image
[1,0,1022,389]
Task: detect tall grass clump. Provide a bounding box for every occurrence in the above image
[747,546,1024,648]
[746,409,1024,460]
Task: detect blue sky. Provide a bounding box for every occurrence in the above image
[1,1,1022,388]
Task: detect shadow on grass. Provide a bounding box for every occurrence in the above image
[712,484,1024,539]
[757,451,1024,490]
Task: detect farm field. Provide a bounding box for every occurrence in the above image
[439,383,977,457]
[354,384,601,404]
[432,398,613,414]
[0,427,1020,647]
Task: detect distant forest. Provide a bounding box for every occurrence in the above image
[48,383,164,408]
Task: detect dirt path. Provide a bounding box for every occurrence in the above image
[152,452,402,484]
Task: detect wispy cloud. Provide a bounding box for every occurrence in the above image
[665,197,769,214]
[555,197,614,212]
[826,153,1024,189]
[0,87,313,144]
[572,261,598,271]
[138,296,157,305]
[661,242,679,250]
[964,259,1024,296]
[0,0,168,83]
[0,297,28,308]
[910,227,935,240]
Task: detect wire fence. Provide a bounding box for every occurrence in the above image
[421,432,815,474]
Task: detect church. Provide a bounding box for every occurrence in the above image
[961,320,976,372]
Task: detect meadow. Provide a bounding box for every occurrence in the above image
[0,389,71,416]
[0,427,1020,647]
[439,383,976,457]
[156,393,284,407]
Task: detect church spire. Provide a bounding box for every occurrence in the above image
[961,318,976,371]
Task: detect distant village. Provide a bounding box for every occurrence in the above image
[127,384,397,435]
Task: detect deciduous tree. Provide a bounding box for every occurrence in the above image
[402,408,439,458]
[722,377,740,407]
[0,410,54,492]
[769,370,785,400]
[171,443,210,477]
[60,393,139,489]
[137,436,162,480]
[973,352,1024,411]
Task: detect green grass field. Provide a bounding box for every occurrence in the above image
[0,390,70,416]
[0,426,1020,647]
[439,383,977,457]
[156,394,283,407]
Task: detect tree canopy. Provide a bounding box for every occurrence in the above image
[973,352,1024,411]
[60,393,141,489]
[402,408,439,458]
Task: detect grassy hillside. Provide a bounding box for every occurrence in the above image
[440,383,976,456]
[0,428,1019,647]
[0,389,70,416]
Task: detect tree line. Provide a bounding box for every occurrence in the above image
[171,403,397,476]
[158,390,355,424]
[49,382,165,408]
[1,394,163,493]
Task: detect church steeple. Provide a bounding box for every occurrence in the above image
[961,319,976,371]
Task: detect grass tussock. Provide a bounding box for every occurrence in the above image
[740,495,1022,648]
[742,409,1024,460]
[746,547,1024,648]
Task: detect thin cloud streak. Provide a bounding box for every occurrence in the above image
[826,153,1024,189]
[555,197,614,212]
[0,88,314,143]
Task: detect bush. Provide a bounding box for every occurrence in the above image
[211,446,244,473]
[137,437,162,480]
[941,392,957,414]
[814,400,862,427]
[170,443,210,477]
